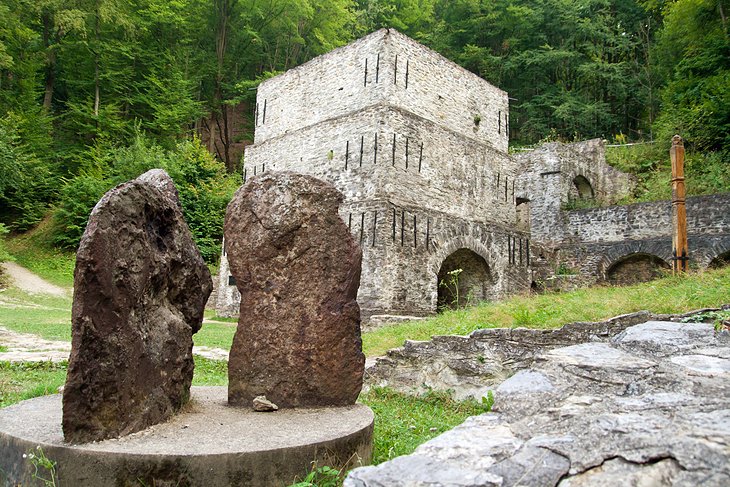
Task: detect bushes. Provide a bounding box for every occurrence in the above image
[52,134,240,263]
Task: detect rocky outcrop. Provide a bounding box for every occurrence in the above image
[225,172,364,408]
[365,309,726,400]
[348,321,730,486]
[63,169,212,444]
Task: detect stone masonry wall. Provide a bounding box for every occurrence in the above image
[338,199,530,317]
[255,29,509,153]
[535,194,730,287]
[244,105,518,226]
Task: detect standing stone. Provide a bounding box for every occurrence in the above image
[225,172,364,407]
[63,169,212,444]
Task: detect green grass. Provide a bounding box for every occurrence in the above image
[359,387,491,464]
[363,266,730,356]
[0,361,68,408]
[192,356,228,385]
[0,288,73,341]
[194,322,237,349]
[5,218,75,288]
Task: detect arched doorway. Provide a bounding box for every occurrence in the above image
[606,253,670,285]
[709,251,730,269]
[437,248,492,310]
[572,175,594,200]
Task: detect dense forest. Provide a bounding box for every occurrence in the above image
[0,0,728,262]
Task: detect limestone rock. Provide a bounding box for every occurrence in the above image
[347,321,730,486]
[225,172,364,408]
[252,395,278,412]
[63,169,212,444]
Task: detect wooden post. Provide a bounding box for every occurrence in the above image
[671,135,689,273]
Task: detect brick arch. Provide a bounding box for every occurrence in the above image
[427,235,495,311]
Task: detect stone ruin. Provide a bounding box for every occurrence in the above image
[225,172,364,407]
[216,29,730,321]
[63,169,213,443]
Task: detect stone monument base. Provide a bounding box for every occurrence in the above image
[0,387,374,487]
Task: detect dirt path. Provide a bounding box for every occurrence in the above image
[1,262,68,297]
[0,326,229,363]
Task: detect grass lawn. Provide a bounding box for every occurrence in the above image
[363,266,730,356]
[0,361,67,408]
[0,288,72,342]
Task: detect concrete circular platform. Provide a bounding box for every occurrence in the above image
[0,386,374,486]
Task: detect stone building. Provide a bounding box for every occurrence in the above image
[217,28,531,319]
[217,29,730,319]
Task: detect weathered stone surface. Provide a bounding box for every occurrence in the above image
[225,172,364,408]
[347,322,730,486]
[365,310,681,400]
[63,169,212,444]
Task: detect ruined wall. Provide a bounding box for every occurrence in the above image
[515,139,635,244]
[537,194,730,287]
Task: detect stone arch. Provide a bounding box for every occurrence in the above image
[428,236,495,311]
[606,253,671,285]
[709,250,730,268]
[572,175,594,200]
[598,240,673,285]
[436,249,492,310]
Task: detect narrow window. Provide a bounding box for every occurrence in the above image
[372,212,378,247]
[360,213,365,244]
[394,54,398,84]
[373,133,378,164]
[418,142,423,172]
[392,133,396,166]
[375,53,380,83]
[405,137,409,170]
[392,208,396,241]
[359,136,364,167]
[345,140,349,170]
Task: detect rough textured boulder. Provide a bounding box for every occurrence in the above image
[365,308,727,400]
[225,172,364,408]
[347,321,730,486]
[63,169,212,444]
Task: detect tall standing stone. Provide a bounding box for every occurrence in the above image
[225,172,364,407]
[63,169,212,444]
